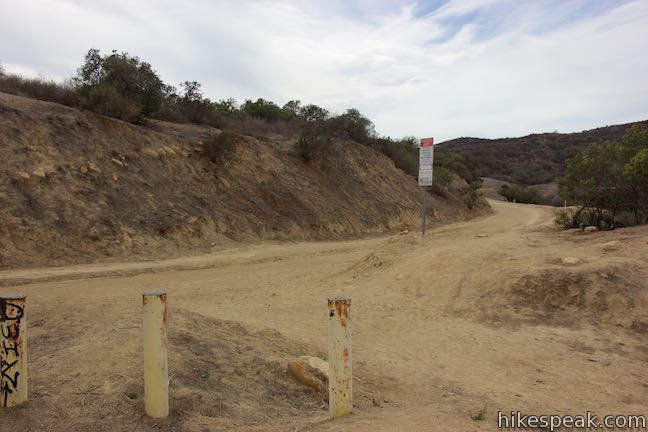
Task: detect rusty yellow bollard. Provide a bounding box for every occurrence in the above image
[1,294,28,408]
[143,291,169,418]
[327,296,352,419]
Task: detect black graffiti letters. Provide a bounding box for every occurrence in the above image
[0,298,24,407]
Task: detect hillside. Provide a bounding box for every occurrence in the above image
[0,92,488,269]
[442,120,648,185]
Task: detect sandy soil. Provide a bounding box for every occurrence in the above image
[1,200,647,431]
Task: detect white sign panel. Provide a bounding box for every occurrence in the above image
[418,137,434,186]
[419,146,434,169]
[418,169,433,186]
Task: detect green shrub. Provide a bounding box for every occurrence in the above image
[214,97,238,113]
[434,166,452,186]
[374,136,418,176]
[554,207,616,229]
[296,128,330,161]
[325,108,375,144]
[498,183,540,204]
[300,103,329,123]
[203,130,239,163]
[434,147,481,183]
[82,84,140,121]
[464,179,483,209]
[241,98,294,122]
[554,209,578,229]
[175,81,216,124]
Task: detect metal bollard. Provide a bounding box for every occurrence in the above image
[143,291,169,418]
[327,296,352,419]
[0,294,28,408]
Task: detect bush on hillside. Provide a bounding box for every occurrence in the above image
[214,97,239,113]
[203,130,240,163]
[174,81,215,124]
[326,108,375,144]
[300,104,329,123]
[221,115,299,141]
[464,179,483,209]
[0,73,79,107]
[434,147,480,183]
[374,136,418,177]
[296,125,331,161]
[434,166,453,186]
[498,183,540,204]
[241,98,294,122]
[82,83,141,121]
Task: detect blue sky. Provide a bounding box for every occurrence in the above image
[1,0,647,141]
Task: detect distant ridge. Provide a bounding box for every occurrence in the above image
[440,120,648,185]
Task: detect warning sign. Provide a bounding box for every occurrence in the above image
[418,137,434,186]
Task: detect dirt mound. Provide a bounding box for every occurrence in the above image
[494,265,648,331]
[0,92,488,269]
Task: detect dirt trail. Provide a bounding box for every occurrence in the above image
[2,200,647,431]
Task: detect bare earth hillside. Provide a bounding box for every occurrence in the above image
[0,200,646,431]
[0,92,487,269]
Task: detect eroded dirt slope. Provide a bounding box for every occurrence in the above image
[0,92,487,269]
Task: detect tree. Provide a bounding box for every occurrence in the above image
[623,149,648,223]
[558,123,648,228]
[214,97,238,113]
[241,98,292,121]
[327,108,375,144]
[177,80,213,123]
[282,100,302,116]
[300,104,328,123]
[75,48,166,121]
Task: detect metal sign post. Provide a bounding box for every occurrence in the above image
[421,187,427,235]
[418,137,434,235]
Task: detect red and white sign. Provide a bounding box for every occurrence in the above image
[418,137,434,186]
[419,137,434,147]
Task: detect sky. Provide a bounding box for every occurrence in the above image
[1,0,647,142]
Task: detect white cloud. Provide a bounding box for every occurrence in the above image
[0,0,647,141]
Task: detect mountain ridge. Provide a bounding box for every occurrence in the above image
[441,119,648,185]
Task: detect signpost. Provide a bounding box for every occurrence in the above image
[418,137,434,235]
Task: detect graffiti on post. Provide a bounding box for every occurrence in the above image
[0,295,26,408]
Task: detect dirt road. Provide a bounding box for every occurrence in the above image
[2,200,647,431]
